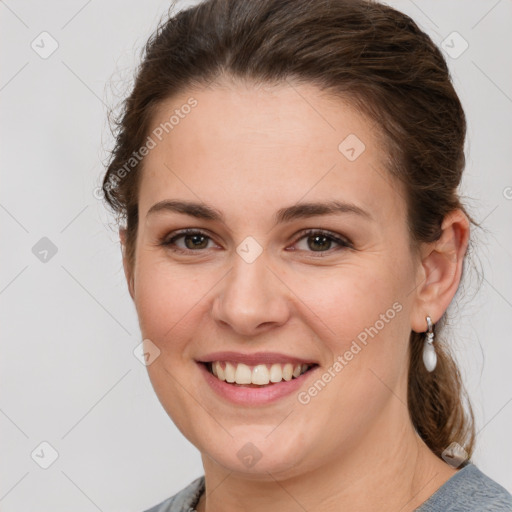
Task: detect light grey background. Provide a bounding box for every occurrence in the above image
[1,0,511,510]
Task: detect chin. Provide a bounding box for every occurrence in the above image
[204,448,306,479]
[197,427,312,478]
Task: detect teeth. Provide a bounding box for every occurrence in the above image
[269,363,282,383]
[208,361,311,386]
[213,361,225,381]
[252,364,270,385]
[225,362,236,383]
[282,363,293,381]
[234,363,252,384]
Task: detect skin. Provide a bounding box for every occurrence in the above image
[120,78,469,512]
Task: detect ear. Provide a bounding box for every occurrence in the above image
[410,209,470,333]
[119,227,135,301]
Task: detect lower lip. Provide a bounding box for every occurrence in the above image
[197,362,318,406]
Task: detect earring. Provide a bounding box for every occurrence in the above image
[422,315,437,372]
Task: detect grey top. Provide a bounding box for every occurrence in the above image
[143,462,512,512]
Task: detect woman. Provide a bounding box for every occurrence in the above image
[102,0,512,510]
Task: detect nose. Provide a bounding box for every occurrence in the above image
[212,252,291,336]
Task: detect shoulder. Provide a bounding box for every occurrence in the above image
[142,475,205,512]
[416,462,512,511]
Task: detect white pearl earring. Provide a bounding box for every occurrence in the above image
[422,315,437,372]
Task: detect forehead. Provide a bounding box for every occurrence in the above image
[138,80,405,227]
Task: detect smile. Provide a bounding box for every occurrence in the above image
[206,361,315,387]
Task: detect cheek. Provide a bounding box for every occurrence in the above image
[133,257,207,352]
[132,259,214,434]
[289,257,412,395]
[292,264,402,338]
[292,267,410,430]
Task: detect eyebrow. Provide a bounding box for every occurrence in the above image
[146,199,373,224]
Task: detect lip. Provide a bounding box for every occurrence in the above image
[196,351,318,366]
[197,361,319,406]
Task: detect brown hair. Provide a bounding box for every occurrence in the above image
[102,0,477,459]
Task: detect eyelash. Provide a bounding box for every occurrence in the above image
[160,228,352,256]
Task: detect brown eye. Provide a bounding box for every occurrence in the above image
[181,233,209,250]
[306,234,332,251]
[292,229,351,255]
[161,229,215,253]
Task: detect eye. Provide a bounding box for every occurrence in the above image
[290,229,352,256]
[160,229,217,254]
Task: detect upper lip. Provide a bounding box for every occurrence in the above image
[196,351,318,366]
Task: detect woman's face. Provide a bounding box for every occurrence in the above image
[127,79,424,478]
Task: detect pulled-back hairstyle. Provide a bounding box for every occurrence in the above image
[102,0,477,459]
